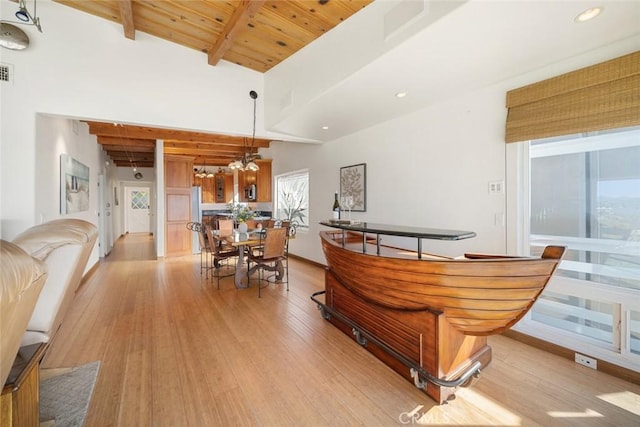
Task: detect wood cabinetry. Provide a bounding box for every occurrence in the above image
[255,159,272,203]
[194,173,233,204]
[165,155,193,257]
[238,159,272,202]
[223,173,234,203]
[193,176,214,203]
[0,343,47,427]
[214,173,234,204]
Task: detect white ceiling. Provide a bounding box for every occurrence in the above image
[266,0,640,142]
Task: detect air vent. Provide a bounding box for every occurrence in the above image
[384,0,428,40]
[0,63,13,83]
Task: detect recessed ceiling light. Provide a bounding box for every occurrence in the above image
[321,126,329,130]
[395,92,408,98]
[575,7,602,23]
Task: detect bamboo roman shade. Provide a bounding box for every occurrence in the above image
[505,50,640,143]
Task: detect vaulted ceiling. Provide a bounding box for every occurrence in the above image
[56,0,373,168]
[55,1,640,169]
[54,0,373,73]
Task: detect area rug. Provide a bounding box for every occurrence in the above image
[40,361,100,427]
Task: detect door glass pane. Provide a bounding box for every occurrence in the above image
[131,190,149,210]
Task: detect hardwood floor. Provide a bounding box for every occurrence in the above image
[43,233,640,426]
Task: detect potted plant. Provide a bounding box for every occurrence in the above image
[281,192,306,227]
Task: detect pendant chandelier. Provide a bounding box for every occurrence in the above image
[194,162,214,179]
[229,90,260,172]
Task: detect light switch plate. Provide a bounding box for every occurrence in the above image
[488,180,504,195]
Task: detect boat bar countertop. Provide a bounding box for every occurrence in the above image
[319,221,476,259]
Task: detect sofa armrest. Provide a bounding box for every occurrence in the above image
[0,240,47,386]
[13,219,98,346]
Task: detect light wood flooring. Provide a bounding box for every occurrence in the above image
[42,233,640,426]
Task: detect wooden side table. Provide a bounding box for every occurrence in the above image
[1,343,47,427]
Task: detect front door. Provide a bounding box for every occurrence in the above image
[126,186,151,233]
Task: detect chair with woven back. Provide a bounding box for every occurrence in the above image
[205,226,239,289]
[246,227,289,297]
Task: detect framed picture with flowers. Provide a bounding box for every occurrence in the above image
[340,163,366,212]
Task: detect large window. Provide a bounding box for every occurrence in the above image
[274,169,309,229]
[529,127,640,291]
[519,126,640,368]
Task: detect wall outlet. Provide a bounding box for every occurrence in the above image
[575,353,597,369]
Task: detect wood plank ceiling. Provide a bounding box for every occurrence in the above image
[86,121,274,168]
[58,0,372,168]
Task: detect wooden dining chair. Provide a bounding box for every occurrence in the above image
[244,219,259,229]
[217,218,234,232]
[247,227,288,297]
[205,226,239,289]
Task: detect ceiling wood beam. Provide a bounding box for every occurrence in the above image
[164,147,243,156]
[101,145,155,154]
[86,122,273,146]
[107,152,155,160]
[97,136,156,147]
[163,138,270,149]
[207,0,267,66]
[118,0,135,40]
[191,157,242,166]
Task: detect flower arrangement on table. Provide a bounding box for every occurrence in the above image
[226,202,255,231]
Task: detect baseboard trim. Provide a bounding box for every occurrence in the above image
[502,330,640,385]
[287,253,326,269]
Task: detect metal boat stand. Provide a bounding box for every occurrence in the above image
[311,290,483,390]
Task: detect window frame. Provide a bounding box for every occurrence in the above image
[507,129,640,373]
[273,169,309,231]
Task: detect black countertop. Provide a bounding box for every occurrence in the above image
[319,221,476,241]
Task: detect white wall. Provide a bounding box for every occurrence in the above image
[0,0,264,240]
[266,38,640,265]
[33,116,103,268]
[266,84,507,264]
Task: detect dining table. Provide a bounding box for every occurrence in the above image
[218,228,267,289]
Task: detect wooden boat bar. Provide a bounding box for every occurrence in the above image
[314,222,565,404]
[319,220,477,258]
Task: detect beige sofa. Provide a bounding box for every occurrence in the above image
[0,241,48,386]
[12,219,98,347]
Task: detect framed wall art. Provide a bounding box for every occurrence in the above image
[60,154,90,214]
[340,163,366,212]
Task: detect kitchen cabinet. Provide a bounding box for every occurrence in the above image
[255,159,272,202]
[224,173,234,203]
[239,159,272,202]
[214,173,234,204]
[193,176,214,203]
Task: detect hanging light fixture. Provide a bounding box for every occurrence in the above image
[6,0,43,32]
[229,90,260,171]
[194,161,215,178]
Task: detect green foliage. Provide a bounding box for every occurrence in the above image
[281,191,306,223]
[226,202,255,222]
